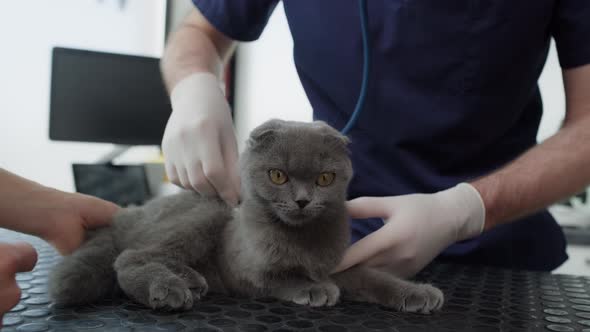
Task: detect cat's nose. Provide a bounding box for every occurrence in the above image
[296,200,310,209]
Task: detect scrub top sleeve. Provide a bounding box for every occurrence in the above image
[551,0,590,69]
[192,0,280,42]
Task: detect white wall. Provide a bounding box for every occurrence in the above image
[233,3,312,152]
[166,0,194,34]
[538,40,566,141]
[0,0,166,191]
[233,5,565,149]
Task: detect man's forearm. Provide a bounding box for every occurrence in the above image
[471,65,590,230]
[160,9,236,91]
[0,169,51,237]
[471,113,590,230]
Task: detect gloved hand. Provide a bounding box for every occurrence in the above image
[162,73,240,206]
[333,183,485,278]
[0,242,37,325]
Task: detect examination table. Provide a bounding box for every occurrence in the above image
[1,229,588,332]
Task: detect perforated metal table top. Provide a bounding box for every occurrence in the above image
[2,229,590,332]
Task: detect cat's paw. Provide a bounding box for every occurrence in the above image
[189,279,208,301]
[394,283,444,314]
[148,276,194,311]
[292,282,340,307]
[177,266,209,300]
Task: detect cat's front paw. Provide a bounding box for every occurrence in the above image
[177,266,209,300]
[292,282,340,307]
[148,276,194,311]
[394,283,444,314]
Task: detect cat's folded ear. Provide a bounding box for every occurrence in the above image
[313,121,351,152]
[248,119,285,148]
[248,119,350,152]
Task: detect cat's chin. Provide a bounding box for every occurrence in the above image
[276,212,314,227]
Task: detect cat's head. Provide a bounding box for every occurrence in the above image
[240,119,352,226]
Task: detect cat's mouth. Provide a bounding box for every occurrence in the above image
[275,209,312,227]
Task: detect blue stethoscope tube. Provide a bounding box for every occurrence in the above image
[340,0,370,135]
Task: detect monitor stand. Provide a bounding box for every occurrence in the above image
[97,145,131,164]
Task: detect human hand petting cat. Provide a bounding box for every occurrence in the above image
[334,183,485,278]
[38,189,120,255]
[0,242,37,326]
[162,73,241,206]
[0,169,120,255]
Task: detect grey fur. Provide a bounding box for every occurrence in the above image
[49,119,443,313]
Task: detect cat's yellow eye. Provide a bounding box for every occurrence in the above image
[316,172,335,187]
[269,169,288,185]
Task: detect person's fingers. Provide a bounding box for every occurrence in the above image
[332,229,389,273]
[164,162,180,186]
[176,166,192,191]
[186,161,217,196]
[74,194,120,229]
[0,243,37,275]
[221,131,241,206]
[226,162,241,206]
[0,281,21,320]
[10,243,37,273]
[346,197,394,219]
[363,254,413,279]
[200,137,235,204]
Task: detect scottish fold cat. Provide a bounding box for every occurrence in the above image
[49,119,443,313]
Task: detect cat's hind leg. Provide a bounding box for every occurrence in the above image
[49,229,118,305]
[114,248,208,310]
[332,266,443,314]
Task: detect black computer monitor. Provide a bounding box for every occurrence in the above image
[72,163,151,206]
[49,47,172,145]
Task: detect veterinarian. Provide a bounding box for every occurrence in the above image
[0,168,118,320]
[161,1,590,277]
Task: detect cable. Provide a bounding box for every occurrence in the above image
[341,0,370,135]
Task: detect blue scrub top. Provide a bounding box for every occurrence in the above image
[192,0,590,271]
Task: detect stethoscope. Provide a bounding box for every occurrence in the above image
[342,0,387,229]
[340,0,370,135]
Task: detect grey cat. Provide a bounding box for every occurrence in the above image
[49,119,443,313]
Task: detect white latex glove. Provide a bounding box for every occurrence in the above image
[334,183,485,278]
[162,73,240,206]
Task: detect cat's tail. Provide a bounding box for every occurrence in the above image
[49,228,119,305]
